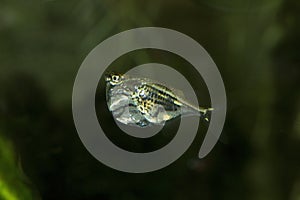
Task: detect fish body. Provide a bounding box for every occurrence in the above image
[105,73,212,127]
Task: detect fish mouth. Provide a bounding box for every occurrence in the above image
[105,72,113,82]
[105,76,111,82]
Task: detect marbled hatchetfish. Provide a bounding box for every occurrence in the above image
[105,72,213,127]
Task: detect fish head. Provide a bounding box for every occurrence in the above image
[105,72,125,86]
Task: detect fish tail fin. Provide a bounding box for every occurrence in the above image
[198,107,214,122]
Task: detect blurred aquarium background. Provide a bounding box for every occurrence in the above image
[0,0,299,199]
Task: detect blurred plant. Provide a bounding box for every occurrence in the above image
[0,133,36,200]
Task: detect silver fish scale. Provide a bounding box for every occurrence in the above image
[106,76,209,127]
[132,84,180,113]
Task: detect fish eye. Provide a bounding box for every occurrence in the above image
[112,75,119,81]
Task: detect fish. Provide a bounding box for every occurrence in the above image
[105,72,213,127]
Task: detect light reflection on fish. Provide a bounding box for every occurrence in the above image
[105,72,213,127]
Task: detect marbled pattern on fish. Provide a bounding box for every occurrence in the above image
[105,72,212,127]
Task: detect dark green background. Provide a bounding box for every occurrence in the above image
[0,0,299,199]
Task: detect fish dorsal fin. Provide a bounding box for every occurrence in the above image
[170,87,185,99]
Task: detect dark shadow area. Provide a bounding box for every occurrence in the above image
[0,0,299,199]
